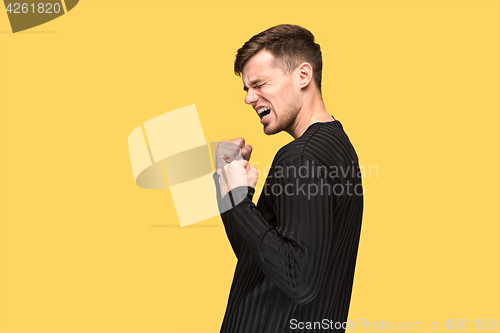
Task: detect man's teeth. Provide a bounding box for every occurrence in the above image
[257,107,271,118]
[257,107,270,115]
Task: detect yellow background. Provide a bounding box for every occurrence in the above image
[0,0,498,332]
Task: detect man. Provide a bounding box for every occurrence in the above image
[213,24,363,332]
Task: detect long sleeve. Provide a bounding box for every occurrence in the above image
[219,156,338,305]
[213,171,255,260]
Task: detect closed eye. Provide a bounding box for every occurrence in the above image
[244,80,265,92]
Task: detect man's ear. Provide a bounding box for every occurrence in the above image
[297,62,313,89]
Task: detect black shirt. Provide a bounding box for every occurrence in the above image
[213,120,364,333]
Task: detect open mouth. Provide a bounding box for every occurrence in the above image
[257,107,271,119]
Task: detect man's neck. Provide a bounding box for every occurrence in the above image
[286,95,334,139]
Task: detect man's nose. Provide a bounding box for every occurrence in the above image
[245,88,259,105]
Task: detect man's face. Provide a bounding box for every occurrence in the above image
[242,50,300,135]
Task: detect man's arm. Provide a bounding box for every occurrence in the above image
[219,156,338,305]
[213,171,252,259]
[213,138,255,259]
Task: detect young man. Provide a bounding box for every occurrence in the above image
[213,24,364,332]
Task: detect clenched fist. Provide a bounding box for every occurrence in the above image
[216,138,258,198]
[215,137,252,170]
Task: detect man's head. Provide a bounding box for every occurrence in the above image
[234,24,323,135]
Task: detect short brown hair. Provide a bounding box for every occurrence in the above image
[234,24,323,91]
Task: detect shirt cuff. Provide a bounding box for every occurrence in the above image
[213,171,255,212]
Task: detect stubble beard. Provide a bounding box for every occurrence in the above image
[264,92,300,136]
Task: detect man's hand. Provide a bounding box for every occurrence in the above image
[216,138,256,198]
[218,157,258,199]
[215,137,253,171]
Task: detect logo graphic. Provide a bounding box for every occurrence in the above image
[128,105,227,227]
[4,0,79,33]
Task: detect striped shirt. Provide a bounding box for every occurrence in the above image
[214,120,364,333]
